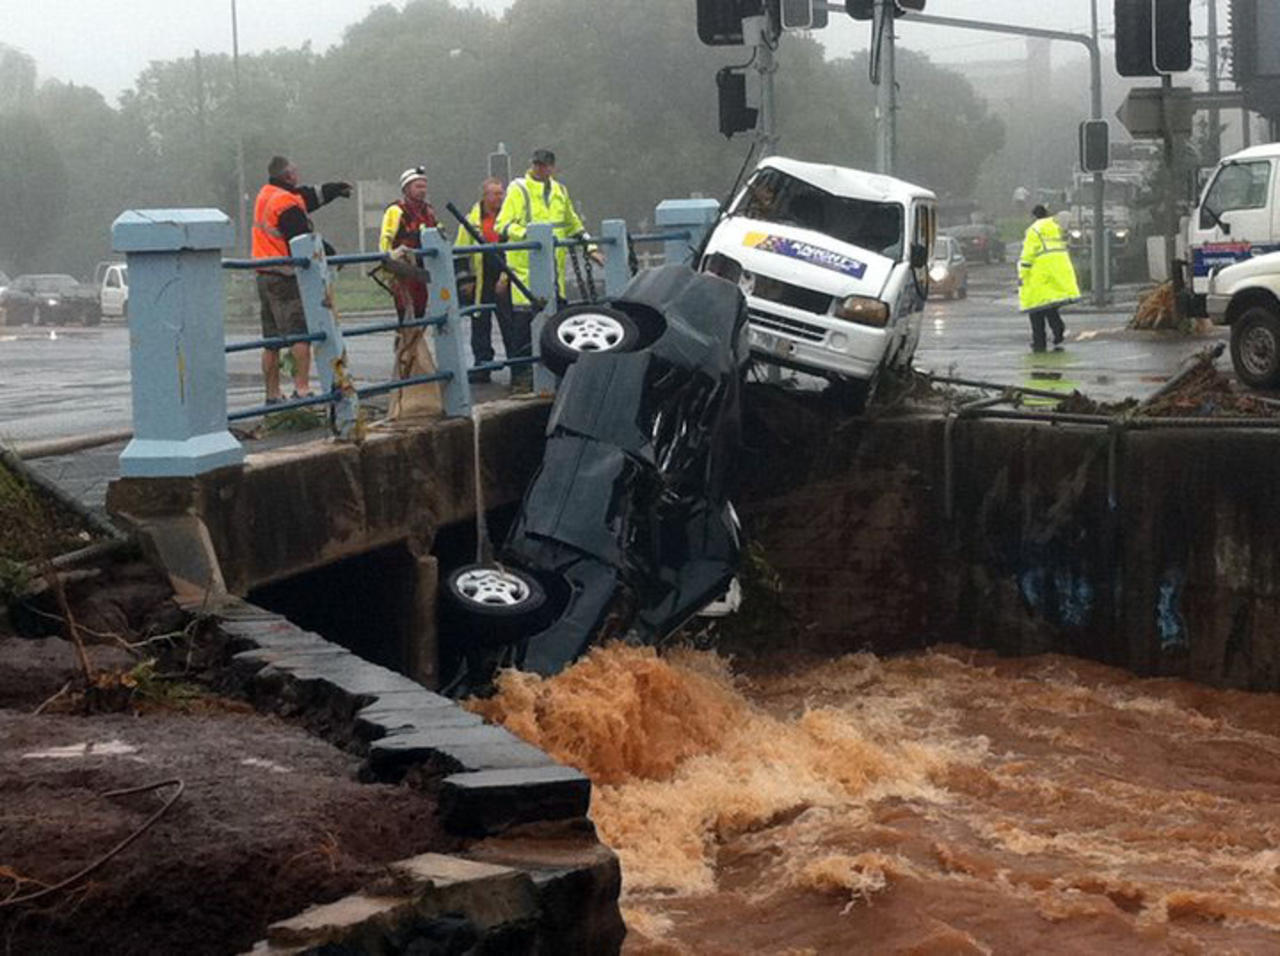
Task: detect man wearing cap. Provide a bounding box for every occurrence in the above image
[378,166,445,417]
[495,148,597,390]
[252,155,351,402]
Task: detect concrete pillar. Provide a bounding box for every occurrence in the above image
[526,222,558,395]
[599,219,630,296]
[418,227,472,418]
[291,232,359,437]
[112,209,243,478]
[654,199,721,268]
[407,551,440,689]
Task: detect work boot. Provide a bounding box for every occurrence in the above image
[468,369,492,384]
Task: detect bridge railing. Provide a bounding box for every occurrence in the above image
[109,198,720,478]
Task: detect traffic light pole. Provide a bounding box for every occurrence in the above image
[873,0,897,175]
[758,27,779,155]
[895,12,1108,307]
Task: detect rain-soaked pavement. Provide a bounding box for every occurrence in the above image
[0,263,1228,509]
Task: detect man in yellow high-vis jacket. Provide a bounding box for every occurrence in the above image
[1018,204,1081,352]
[494,147,597,389]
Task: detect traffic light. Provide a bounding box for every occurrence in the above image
[1078,120,1110,173]
[781,0,813,29]
[1114,0,1191,76]
[717,69,758,137]
[697,0,763,46]
[845,0,925,19]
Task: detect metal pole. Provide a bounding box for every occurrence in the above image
[231,0,247,256]
[757,16,778,155]
[883,0,896,176]
[1207,0,1221,162]
[1089,0,1106,305]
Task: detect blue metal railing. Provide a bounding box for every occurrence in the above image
[217,217,707,429]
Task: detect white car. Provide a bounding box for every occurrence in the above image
[700,156,937,408]
[1205,249,1280,388]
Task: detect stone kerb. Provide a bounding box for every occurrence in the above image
[207,597,621,954]
[212,598,590,835]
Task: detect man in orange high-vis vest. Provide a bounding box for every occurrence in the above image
[252,155,351,403]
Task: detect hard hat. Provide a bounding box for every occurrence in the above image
[530,148,556,166]
[399,166,428,191]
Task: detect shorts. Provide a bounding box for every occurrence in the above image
[256,272,307,339]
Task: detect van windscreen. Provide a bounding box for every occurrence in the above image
[731,169,904,260]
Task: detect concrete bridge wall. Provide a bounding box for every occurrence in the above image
[735,390,1280,691]
[107,400,551,686]
[109,387,1280,692]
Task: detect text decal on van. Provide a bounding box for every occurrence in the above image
[743,232,867,279]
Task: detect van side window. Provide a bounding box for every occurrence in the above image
[1201,161,1272,227]
[106,270,120,288]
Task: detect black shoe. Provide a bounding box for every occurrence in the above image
[468,369,492,384]
[1030,344,1047,353]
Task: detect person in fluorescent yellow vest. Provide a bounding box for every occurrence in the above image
[494,147,599,390]
[1018,204,1081,352]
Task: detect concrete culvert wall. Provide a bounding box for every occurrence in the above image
[731,386,1280,691]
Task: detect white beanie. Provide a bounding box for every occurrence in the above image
[399,166,428,191]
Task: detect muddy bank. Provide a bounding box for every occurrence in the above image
[475,643,1280,953]
[0,697,457,954]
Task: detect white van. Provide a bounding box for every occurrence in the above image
[700,156,937,408]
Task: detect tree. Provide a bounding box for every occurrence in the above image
[0,111,68,272]
[0,44,36,112]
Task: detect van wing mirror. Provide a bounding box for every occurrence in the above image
[910,243,928,269]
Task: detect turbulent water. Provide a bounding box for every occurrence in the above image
[469,643,1280,954]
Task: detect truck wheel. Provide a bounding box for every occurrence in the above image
[1231,307,1280,389]
[539,304,640,377]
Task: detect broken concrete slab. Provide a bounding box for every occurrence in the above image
[440,766,592,835]
[364,725,556,781]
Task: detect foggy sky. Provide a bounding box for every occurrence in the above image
[1,1,1216,103]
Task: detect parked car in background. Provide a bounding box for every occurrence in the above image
[0,274,100,327]
[928,235,969,299]
[700,155,937,410]
[97,262,128,318]
[945,222,1006,263]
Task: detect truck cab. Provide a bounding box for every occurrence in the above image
[96,261,129,318]
[1189,143,1280,296]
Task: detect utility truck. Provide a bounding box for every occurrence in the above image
[1189,143,1280,386]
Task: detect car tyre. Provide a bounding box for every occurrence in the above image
[539,304,641,377]
[443,563,548,647]
[1230,306,1280,389]
[958,283,968,299]
[82,308,101,327]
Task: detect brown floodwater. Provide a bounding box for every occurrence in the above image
[468,643,1280,954]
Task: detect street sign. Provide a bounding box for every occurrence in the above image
[1115,86,1193,138]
